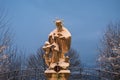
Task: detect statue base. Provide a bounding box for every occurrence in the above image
[45,69,70,80]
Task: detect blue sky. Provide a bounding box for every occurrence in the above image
[0,0,120,66]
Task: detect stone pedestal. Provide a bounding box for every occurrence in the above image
[45,70,70,80]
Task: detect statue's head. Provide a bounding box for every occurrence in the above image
[55,19,63,31]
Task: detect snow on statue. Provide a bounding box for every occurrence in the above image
[43,19,71,69]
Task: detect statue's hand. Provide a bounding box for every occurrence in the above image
[59,36,65,39]
[57,33,62,36]
[57,33,65,39]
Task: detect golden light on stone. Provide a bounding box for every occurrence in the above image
[43,19,71,80]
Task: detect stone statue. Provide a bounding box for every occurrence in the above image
[43,19,71,67]
[43,19,71,80]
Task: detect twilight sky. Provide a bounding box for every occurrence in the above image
[0,0,120,66]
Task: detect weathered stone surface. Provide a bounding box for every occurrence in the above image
[45,70,70,80]
[43,19,71,80]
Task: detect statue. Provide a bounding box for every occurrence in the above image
[43,19,71,80]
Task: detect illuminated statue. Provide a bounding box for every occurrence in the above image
[43,19,71,80]
[43,19,71,69]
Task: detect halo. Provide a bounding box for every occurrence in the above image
[53,17,64,23]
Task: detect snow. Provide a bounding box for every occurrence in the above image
[49,26,71,39]
[52,42,59,51]
[2,54,8,59]
[0,45,6,53]
[43,41,51,49]
[108,57,115,61]
[98,56,107,62]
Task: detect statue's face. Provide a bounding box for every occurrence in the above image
[55,22,62,30]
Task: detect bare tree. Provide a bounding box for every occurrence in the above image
[0,9,14,80]
[66,48,83,80]
[0,9,26,80]
[27,48,45,69]
[0,9,11,73]
[98,22,120,80]
[27,48,46,80]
